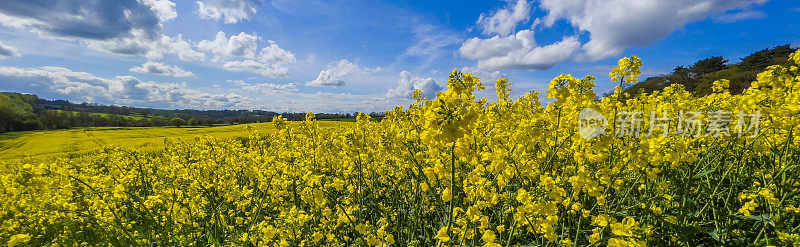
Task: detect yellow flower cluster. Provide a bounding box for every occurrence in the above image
[1,51,800,246]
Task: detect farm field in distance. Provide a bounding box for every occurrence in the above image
[0,121,350,162]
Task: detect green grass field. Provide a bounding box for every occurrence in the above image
[0,121,350,162]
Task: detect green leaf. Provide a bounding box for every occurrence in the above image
[708,229,720,242]
[694,169,715,178]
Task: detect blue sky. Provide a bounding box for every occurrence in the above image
[0,0,797,113]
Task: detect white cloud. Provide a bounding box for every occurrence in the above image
[0,41,20,58]
[228,80,249,86]
[240,82,298,94]
[460,0,769,69]
[459,30,580,70]
[0,0,205,61]
[198,31,259,60]
[400,24,462,67]
[162,35,207,61]
[257,41,296,64]
[0,66,114,101]
[196,0,260,24]
[713,9,766,23]
[218,39,296,78]
[139,0,178,22]
[307,70,344,87]
[306,59,382,87]
[0,66,243,109]
[538,0,770,60]
[194,31,296,78]
[223,60,290,79]
[134,80,245,108]
[461,67,506,82]
[130,61,195,77]
[386,71,442,99]
[476,0,532,36]
[85,32,206,61]
[247,91,411,113]
[222,60,287,78]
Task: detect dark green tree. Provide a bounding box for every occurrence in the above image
[150,116,168,127]
[690,56,728,75]
[169,117,186,127]
[0,93,35,132]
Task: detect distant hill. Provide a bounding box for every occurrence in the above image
[0,93,362,133]
[623,44,797,97]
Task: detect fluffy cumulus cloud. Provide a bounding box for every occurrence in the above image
[200,32,297,78]
[198,31,259,60]
[461,0,770,70]
[460,30,580,70]
[0,41,20,58]
[133,80,245,108]
[196,0,260,24]
[476,0,532,36]
[307,59,382,87]
[195,31,296,78]
[0,0,205,61]
[140,0,178,22]
[538,0,770,60]
[0,66,243,109]
[222,45,295,78]
[129,61,195,77]
[88,33,206,61]
[386,71,442,99]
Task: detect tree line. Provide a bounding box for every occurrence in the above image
[623,44,797,97]
[0,93,377,133]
